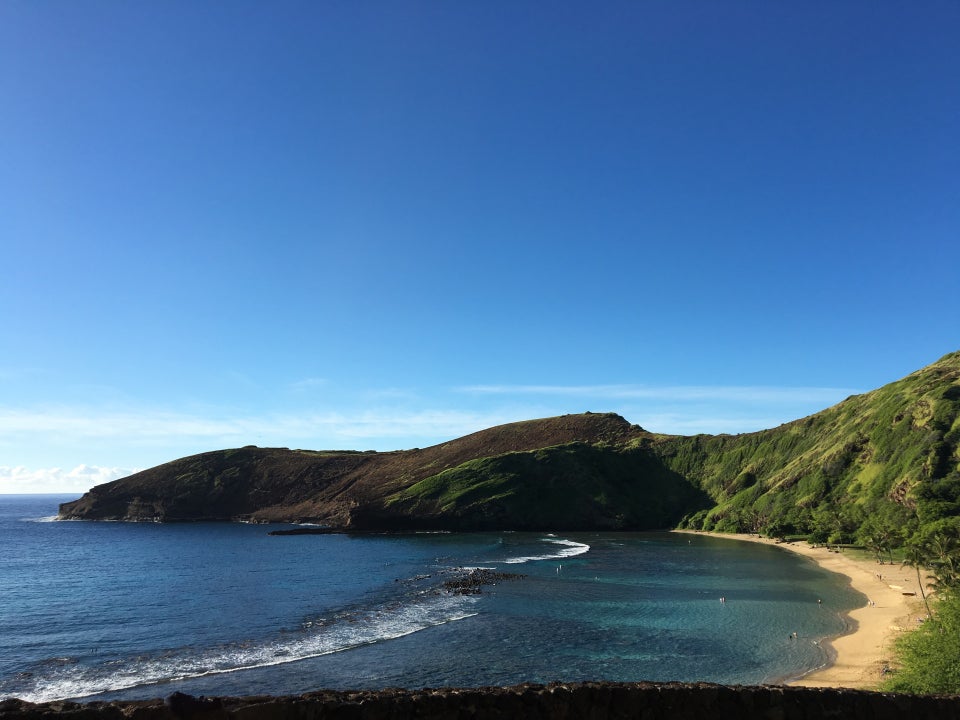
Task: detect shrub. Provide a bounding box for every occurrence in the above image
[884,591,960,694]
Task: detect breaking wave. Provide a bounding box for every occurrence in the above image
[1,591,477,703]
[501,537,590,565]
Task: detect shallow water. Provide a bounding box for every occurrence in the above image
[0,495,862,702]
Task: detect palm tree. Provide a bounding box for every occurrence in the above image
[875,526,896,565]
[901,541,933,619]
[863,531,884,564]
[927,533,960,592]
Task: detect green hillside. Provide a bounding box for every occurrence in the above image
[373,441,711,531]
[664,350,960,543]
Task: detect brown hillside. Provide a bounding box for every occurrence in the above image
[58,412,651,524]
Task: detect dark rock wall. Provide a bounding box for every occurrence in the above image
[3,682,960,720]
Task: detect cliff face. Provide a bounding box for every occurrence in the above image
[3,683,960,720]
[58,446,383,525]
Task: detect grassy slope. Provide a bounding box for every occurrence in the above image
[378,441,712,531]
[659,351,960,537]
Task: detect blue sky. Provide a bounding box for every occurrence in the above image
[2,2,958,493]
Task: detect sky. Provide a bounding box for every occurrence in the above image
[1,2,958,494]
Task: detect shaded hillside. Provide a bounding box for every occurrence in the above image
[363,442,709,530]
[59,412,708,529]
[662,350,960,541]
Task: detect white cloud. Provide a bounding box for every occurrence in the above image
[0,465,138,495]
[0,406,519,445]
[0,408,250,438]
[288,377,328,392]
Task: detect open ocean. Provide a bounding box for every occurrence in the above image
[0,495,863,703]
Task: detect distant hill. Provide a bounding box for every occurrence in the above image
[59,352,960,540]
[59,412,709,530]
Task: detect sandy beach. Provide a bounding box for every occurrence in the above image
[674,530,926,690]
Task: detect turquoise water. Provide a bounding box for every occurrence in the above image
[0,495,862,702]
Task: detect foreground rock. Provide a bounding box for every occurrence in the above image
[3,682,960,720]
[442,568,526,595]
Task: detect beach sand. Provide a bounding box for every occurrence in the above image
[673,530,926,690]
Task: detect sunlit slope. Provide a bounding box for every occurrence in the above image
[661,351,960,537]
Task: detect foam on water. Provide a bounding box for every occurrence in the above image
[3,592,478,703]
[501,538,591,564]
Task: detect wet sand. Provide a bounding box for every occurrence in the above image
[674,530,926,689]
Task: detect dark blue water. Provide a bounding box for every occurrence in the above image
[0,495,862,702]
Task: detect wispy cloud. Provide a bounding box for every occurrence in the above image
[457,383,860,405]
[314,409,518,441]
[0,404,522,492]
[0,465,138,495]
[0,408,257,439]
[288,377,328,392]
[0,407,510,444]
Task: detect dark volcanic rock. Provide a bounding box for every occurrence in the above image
[266,527,336,536]
[441,568,526,595]
[3,683,960,720]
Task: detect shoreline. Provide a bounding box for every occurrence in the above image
[673,530,925,690]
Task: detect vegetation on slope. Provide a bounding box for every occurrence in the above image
[884,591,960,694]
[374,442,711,530]
[882,524,960,694]
[57,445,381,523]
[665,351,960,546]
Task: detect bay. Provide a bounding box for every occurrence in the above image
[0,495,862,703]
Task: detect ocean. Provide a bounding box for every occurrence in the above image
[0,495,862,703]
